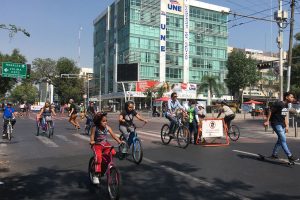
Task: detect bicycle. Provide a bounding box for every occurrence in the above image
[118,123,145,164]
[37,115,54,138]
[5,118,14,141]
[161,112,190,148]
[88,144,121,200]
[227,124,240,141]
[84,117,93,135]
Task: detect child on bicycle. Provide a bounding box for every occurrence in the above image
[38,101,56,130]
[2,102,16,138]
[119,100,147,146]
[90,112,124,184]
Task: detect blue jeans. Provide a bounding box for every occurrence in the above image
[271,124,292,157]
[165,113,177,133]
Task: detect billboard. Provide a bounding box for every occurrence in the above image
[117,63,139,82]
[136,81,160,92]
[163,0,184,15]
[164,83,197,99]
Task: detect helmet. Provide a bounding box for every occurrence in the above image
[7,102,12,106]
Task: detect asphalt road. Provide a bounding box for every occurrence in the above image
[1,113,300,200]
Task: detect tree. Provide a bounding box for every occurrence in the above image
[0,24,30,38]
[10,82,38,104]
[52,57,84,103]
[198,75,224,105]
[290,32,300,98]
[226,50,259,100]
[31,58,57,82]
[0,49,27,96]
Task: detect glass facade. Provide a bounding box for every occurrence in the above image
[93,0,228,95]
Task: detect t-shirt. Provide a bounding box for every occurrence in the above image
[70,103,77,114]
[269,101,288,126]
[3,106,15,118]
[120,110,137,126]
[94,127,109,143]
[167,99,183,113]
[223,105,234,116]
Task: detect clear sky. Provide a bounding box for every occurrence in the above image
[1,0,299,68]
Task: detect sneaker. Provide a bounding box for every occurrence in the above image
[2,134,6,138]
[270,154,279,159]
[288,155,299,162]
[92,176,100,184]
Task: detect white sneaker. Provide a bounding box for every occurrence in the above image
[92,176,100,184]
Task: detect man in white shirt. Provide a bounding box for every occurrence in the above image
[217,101,235,128]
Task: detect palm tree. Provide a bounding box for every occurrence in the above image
[198,75,224,105]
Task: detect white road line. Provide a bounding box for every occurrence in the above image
[72,133,90,141]
[0,143,8,147]
[55,135,78,145]
[138,131,161,138]
[143,157,251,200]
[36,136,59,147]
[233,149,300,166]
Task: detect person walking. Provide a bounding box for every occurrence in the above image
[68,99,80,129]
[186,100,199,144]
[264,92,299,162]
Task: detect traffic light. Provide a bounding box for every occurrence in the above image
[26,64,31,78]
[257,62,272,69]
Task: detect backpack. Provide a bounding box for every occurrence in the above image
[75,104,80,113]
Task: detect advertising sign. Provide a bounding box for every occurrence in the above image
[183,0,189,83]
[160,1,167,82]
[169,83,197,99]
[202,119,224,138]
[136,81,160,92]
[163,0,184,15]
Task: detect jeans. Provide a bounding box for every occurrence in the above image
[189,120,198,144]
[271,124,292,157]
[119,125,135,146]
[165,113,177,133]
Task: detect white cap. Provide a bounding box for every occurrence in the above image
[198,103,205,108]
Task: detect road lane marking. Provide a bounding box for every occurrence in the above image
[143,157,251,200]
[0,143,8,147]
[36,136,59,147]
[233,149,300,166]
[55,135,78,145]
[72,133,90,141]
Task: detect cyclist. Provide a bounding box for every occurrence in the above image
[68,99,80,129]
[85,102,96,129]
[217,101,235,129]
[119,100,147,145]
[166,92,186,137]
[2,102,16,139]
[90,112,124,184]
[38,101,56,131]
[264,92,299,162]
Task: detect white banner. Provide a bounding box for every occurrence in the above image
[202,120,224,138]
[160,1,167,82]
[183,0,189,83]
[163,0,184,15]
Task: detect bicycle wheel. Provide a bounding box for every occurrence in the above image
[7,124,12,141]
[176,126,190,148]
[48,122,54,138]
[36,122,40,136]
[84,125,90,135]
[161,124,171,145]
[228,125,240,141]
[118,135,127,159]
[88,157,95,184]
[132,138,143,164]
[107,166,121,200]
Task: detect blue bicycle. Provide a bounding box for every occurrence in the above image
[118,123,145,165]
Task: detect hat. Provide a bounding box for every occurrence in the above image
[198,103,205,108]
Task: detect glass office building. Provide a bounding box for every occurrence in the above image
[93,0,229,97]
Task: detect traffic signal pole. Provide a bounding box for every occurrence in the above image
[286,0,295,92]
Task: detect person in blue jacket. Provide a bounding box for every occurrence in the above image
[2,102,16,138]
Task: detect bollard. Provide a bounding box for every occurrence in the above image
[292,116,295,128]
[295,122,298,138]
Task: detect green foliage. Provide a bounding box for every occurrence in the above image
[52,58,83,103]
[198,75,224,97]
[226,50,259,97]
[10,82,38,103]
[291,32,300,97]
[0,49,27,96]
[0,24,30,38]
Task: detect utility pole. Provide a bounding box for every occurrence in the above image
[286,0,295,92]
[275,0,288,100]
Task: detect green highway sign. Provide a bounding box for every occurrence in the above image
[1,62,27,78]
